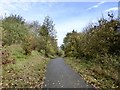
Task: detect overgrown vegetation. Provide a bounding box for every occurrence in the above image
[2,45,49,88]
[2,15,58,56]
[1,14,59,88]
[1,11,120,89]
[62,13,120,89]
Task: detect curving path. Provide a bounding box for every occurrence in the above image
[43,58,95,89]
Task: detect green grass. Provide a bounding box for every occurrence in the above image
[7,44,27,61]
[64,57,119,89]
[2,45,50,88]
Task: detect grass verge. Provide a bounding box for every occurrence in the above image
[1,45,50,88]
[64,57,119,89]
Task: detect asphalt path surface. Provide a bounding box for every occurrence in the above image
[43,58,95,89]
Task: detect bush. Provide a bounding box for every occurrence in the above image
[22,34,38,55]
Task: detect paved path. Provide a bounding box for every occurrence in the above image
[43,58,95,89]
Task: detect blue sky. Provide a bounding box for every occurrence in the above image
[0,0,118,46]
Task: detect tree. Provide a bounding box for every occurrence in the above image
[2,14,28,46]
[27,21,40,36]
[39,25,49,56]
[38,16,58,57]
[63,30,80,57]
[62,14,120,59]
[22,33,38,55]
[43,16,56,38]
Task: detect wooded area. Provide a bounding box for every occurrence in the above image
[62,13,120,88]
[0,12,120,88]
[1,15,58,88]
[1,15,58,57]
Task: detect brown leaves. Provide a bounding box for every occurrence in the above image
[2,48,15,65]
[2,51,49,88]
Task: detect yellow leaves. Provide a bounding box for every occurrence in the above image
[5,83,8,87]
[29,77,32,80]
[7,70,10,73]
[85,76,98,85]
[31,64,34,67]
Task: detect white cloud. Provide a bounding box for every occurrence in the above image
[87,1,105,10]
[0,0,57,17]
[0,1,33,17]
[105,7,118,12]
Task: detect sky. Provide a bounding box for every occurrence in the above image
[0,0,119,47]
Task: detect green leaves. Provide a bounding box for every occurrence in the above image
[63,16,120,59]
[2,14,28,46]
[63,14,120,89]
[38,16,58,57]
[1,15,58,57]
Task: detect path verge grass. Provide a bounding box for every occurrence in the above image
[1,45,50,88]
[64,57,119,89]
